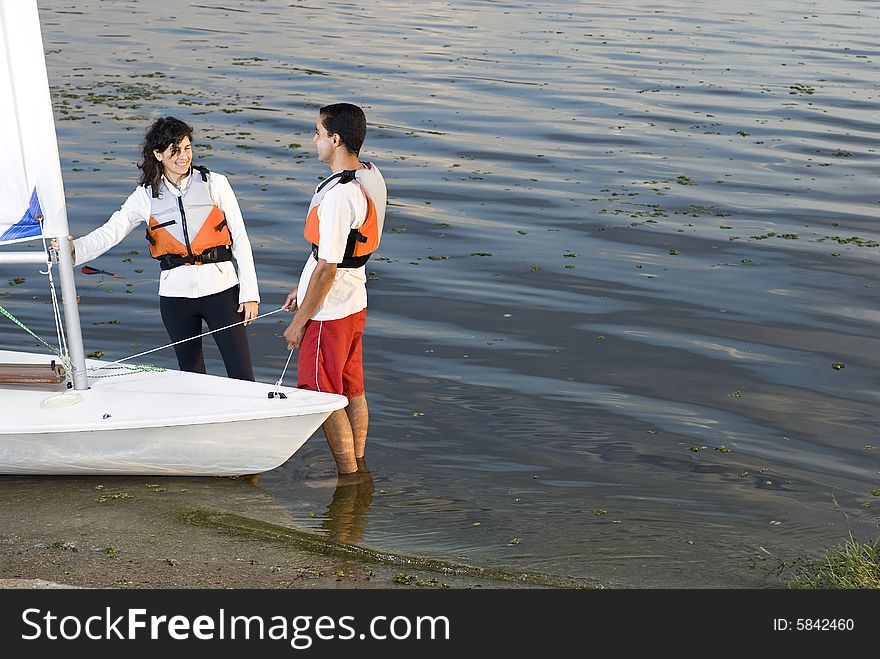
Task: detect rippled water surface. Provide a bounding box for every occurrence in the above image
[2,0,879,587]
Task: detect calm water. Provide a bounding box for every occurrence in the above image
[2,0,879,587]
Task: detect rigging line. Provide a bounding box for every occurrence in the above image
[0,303,58,354]
[93,306,289,369]
[41,238,70,370]
[273,348,296,396]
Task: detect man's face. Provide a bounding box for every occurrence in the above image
[313,116,334,163]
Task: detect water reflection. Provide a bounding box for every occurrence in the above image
[321,463,375,544]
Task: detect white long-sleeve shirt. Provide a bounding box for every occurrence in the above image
[73,171,260,303]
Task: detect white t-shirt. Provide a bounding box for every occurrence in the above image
[73,171,259,303]
[296,163,386,321]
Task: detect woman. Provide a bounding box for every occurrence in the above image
[71,116,259,380]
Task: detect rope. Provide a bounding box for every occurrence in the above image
[94,306,288,370]
[0,303,59,354]
[2,291,296,386]
[40,237,71,373]
[87,363,166,379]
[273,348,296,396]
[0,239,70,376]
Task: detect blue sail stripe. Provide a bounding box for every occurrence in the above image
[0,188,43,243]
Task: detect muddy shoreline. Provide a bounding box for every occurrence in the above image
[0,476,582,590]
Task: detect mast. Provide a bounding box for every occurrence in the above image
[0,0,88,389]
[56,235,89,390]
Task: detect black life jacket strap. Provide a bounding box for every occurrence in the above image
[311,228,371,269]
[158,244,232,271]
[311,167,370,268]
[315,167,362,193]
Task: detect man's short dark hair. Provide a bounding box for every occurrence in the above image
[320,103,367,156]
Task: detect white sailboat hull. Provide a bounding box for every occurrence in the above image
[0,350,347,475]
[2,4,347,476]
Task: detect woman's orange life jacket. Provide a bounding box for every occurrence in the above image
[145,166,233,270]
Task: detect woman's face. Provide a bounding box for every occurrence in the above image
[154,135,192,182]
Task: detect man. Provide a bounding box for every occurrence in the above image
[283,103,387,475]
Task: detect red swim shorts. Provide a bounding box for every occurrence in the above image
[297,308,366,397]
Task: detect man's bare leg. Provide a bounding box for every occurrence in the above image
[321,408,358,474]
[346,394,369,459]
[322,395,369,474]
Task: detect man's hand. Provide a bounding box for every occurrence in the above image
[238,301,259,326]
[282,287,298,312]
[282,261,336,351]
[283,319,305,351]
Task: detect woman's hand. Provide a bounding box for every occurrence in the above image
[49,235,75,260]
[238,301,259,326]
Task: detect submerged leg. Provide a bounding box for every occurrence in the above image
[345,394,369,459]
[298,310,368,474]
[321,408,358,475]
[320,396,368,474]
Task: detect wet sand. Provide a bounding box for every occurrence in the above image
[0,476,582,589]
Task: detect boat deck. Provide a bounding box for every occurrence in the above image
[0,361,66,384]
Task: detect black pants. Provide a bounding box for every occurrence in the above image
[159,286,255,381]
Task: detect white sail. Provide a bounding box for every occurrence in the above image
[0,0,87,388]
[0,0,69,245]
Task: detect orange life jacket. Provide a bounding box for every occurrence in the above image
[145,166,233,270]
[303,167,380,268]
